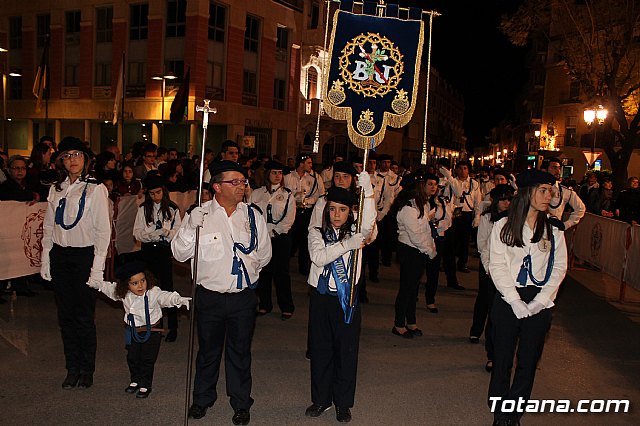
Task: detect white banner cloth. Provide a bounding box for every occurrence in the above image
[0,201,47,280]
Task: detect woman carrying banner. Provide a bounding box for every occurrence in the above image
[133,174,182,342]
[40,136,111,390]
[305,180,374,423]
[249,161,297,319]
[487,169,567,426]
[391,171,438,339]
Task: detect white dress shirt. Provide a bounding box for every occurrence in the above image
[440,168,483,217]
[248,184,296,235]
[489,217,567,308]
[133,203,181,243]
[429,196,453,237]
[92,282,183,326]
[171,197,272,293]
[477,213,494,272]
[397,200,437,259]
[284,170,325,207]
[307,195,376,291]
[549,182,586,230]
[320,167,333,190]
[42,177,111,274]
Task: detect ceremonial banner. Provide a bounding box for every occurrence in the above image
[572,213,629,279]
[323,6,425,148]
[0,202,47,280]
[623,225,640,291]
[114,196,142,255]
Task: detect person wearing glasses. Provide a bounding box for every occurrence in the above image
[544,156,585,230]
[40,136,111,390]
[284,154,325,275]
[134,145,158,180]
[172,160,271,425]
[0,155,41,202]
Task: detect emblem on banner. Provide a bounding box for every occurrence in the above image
[22,209,45,267]
[590,223,602,259]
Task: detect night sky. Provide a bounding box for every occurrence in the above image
[400,0,529,149]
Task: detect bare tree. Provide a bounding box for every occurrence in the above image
[501,0,640,189]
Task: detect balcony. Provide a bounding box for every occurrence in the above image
[271,0,304,12]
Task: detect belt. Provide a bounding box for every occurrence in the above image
[134,321,162,334]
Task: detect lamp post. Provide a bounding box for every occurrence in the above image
[152,72,177,145]
[583,105,608,168]
[0,47,20,152]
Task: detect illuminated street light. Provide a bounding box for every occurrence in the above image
[152,72,178,142]
[583,105,608,168]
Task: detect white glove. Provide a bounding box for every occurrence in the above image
[357,172,374,197]
[86,279,101,290]
[342,233,365,251]
[170,293,192,309]
[40,254,51,281]
[155,228,169,238]
[509,300,531,319]
[188,207,207,228]
[527,300,546,316]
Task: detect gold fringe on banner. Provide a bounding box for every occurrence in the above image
[322,8,425,150]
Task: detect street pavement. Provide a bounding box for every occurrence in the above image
[0,253,638,426]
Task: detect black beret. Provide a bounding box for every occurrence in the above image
[367,151,378,160]
[144,173,165,191]
[490,184,514,200]
[516,169,556,188]
[377,153,392,161]
[326,186,357,206]
[400,170,428,188]
[493,168,510,179]
[436,157,451,168]
[333,161,357,176]
[264,160,290,175]
[115,261,146,281]
[351,156,363,165]
[546,157,562,165]
[295,154,312,165]
[199,181,211,192]
[58,136,89,154]
[208,160,248,179]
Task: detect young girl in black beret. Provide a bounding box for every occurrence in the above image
[87,261,190,398]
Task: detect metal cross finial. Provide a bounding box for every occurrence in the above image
[195,99,217,129]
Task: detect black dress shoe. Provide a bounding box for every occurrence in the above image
[77,373,93,389]
[485,360,494,372]
[257,309,270,316]
[281,312,293,321]
[232,409,250,425]
[336,407,352,423]
[426,304,439,313]
[391,327,413,339]
[125,382,139,393]
[447,284,466,290]
[188,404,209,419]
[165,329,177,342]
[469,336,480,344]
[136,387,152,398]
[305,403,331,417]
[407,328,423,337]
[62,372,80,390]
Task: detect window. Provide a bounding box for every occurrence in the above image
[274,78,286,110]
[565,127,577,147]
[10,70,22,100]
[37,14,50,47]
[206,61,225,100]
[243,70,257,106]
[208,2,226,42]
[96,7,113,43]
[128,62,146,86]
[65,11,81,44]
[569,81,580,100]
[65,65,79,86]
[166,0,186,37]
[244,16,260,52]
[308,1,319,29]
[165,60,184,79]
[9,17,22,49]
[130,4,149,40]
[276,27,289,62]
[95,63,111,86]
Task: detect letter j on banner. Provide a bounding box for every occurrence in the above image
[323,7,425,149]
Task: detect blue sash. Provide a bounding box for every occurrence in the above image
[125,293,151,345]
[55,181,89,230]
[231,205,259,289]
[516,231,556,287]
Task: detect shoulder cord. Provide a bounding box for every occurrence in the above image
[231,205,259,289]
[549,185,563,209]
[55,181,90,230]
[376,173,386,209]
[267,189,291,225]
[127,293,151,344]
[516,230,556,287]
[460,179,475,210]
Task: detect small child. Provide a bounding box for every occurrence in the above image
[87,261,190,398]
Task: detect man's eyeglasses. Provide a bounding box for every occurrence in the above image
[10,166,27,171]
[218,178,249,187]
[60,151,84,161]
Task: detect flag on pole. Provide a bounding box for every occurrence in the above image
[113,53,125,125]
[170,67,190,124]
[32,34,50,113]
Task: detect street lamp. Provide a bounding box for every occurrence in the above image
[152,72,177,144]
[583,105,608,167]
[1,47,20,152]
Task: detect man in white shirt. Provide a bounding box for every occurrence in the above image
[545,157,585,230]
[172,160,271,425]
[320,153,344,190]
[284,154,325,275]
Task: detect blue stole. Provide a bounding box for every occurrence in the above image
[125,292,151,345]
[55,181,89,230]
[231,205,259,289]
[516,230,555,287]
[267,189,291,225]
[317,228,357,324]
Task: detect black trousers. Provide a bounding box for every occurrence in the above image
[291,208,313,274]
[378,215,395,265]
[126,331,162,388]
[50,244,97,374]
[470,263,497,359]
[453,211,474,268]
[488,286,552,423]
[309,289,361,408]
[257,233,294,313]
[423,238,444,305]
[193,286,257,411]
[440,228,459,286]
[395,243,427,327]
[363,234,379,280]
[141,243,177,331]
